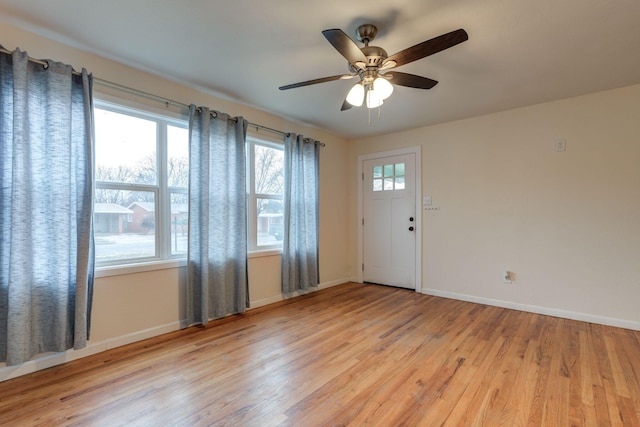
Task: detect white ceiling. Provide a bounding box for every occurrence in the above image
[1,0,640,139]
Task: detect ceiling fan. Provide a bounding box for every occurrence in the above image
[279,24,468,110]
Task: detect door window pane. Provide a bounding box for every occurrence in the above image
[395,163,405,190]
[372,162,407,191]
[384,178,394,190]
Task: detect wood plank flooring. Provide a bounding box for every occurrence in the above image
[1,282,640,426]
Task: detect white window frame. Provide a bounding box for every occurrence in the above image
[93,96,189,270]
[247,135,284,253]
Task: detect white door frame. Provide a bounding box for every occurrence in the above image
[357,146,422,291]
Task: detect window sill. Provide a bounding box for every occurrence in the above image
[248,249,282,259]
[95,259,187,278]
[95,250,282,278]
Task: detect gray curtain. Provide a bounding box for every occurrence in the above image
[0,48,95,366]
[187,105,248,325]
[282,134,320,293]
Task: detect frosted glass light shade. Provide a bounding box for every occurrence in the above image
[373,77,394,100]
[366,88,383,108]
[346,83,364,106]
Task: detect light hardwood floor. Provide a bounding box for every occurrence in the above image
[1,282,640,426]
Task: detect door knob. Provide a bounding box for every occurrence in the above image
[409,226,414,231]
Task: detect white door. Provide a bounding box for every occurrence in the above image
[363,153,416,289]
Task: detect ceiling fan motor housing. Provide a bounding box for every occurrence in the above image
[353,24,388,68]
[361,45,388,67]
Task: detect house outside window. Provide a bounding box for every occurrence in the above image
[94,203,134,234]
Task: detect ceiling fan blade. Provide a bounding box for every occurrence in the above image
[384,28,468,68]
[385,72,438,89]
[340,99,353,111]
[322,29,367,66]
[279,74,354,90]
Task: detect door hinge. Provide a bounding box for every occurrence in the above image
[362,218,364,226]
[362,263,364,271]
[362,172,364,181]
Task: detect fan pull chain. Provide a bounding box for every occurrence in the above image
[366,102,383,126]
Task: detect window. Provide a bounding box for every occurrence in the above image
[247,136,284,251]
[94,100,189,265]
[372,162,405,191]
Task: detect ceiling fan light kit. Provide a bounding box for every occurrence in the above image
[365,86,384,108]
[279,23,469,115]
[346,83,365,106]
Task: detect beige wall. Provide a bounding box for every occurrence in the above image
[349,83,640,328]
[0,22,350,378]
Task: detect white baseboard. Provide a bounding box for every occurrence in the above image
[249,277,350,309]
[318,277,351,290]
[421,287,640,331]
[1,278,352,382]
[0,320,186,382]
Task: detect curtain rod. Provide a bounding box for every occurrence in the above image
[0,47,325,146]
[96,78,326,146]
[97,80,302,141]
